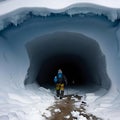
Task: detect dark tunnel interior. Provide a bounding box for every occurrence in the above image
[36,54,92,86]
[25,32,111,90]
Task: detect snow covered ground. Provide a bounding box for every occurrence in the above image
[0,0,120,120]
[0,83,55,120]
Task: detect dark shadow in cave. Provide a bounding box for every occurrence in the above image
[25,32,111,91]
[36,54,93,87]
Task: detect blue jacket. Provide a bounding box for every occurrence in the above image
[57,73,67,85]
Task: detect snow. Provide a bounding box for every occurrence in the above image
[42,110,51,118]
[54,109,61,113]
[64,115,70,119]
[71,96,79,101]
[74,102,82,108]
[85,93,99,103]
[0,84,55,120]
[71,111,87,120]
[0,0,120,120]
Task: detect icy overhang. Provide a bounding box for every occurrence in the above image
[0,1,120,31]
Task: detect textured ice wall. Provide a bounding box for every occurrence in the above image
[0,3,120,31]
[0,3,120,120]
[25,31,111,90]
[0,4,120,93]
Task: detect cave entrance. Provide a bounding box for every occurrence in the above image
[25,32,111,90]
[36,54,92,87]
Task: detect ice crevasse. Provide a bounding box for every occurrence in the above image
[0,0,120,120]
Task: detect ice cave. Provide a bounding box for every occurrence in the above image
[25,32,111,90]
[0,1,120,120]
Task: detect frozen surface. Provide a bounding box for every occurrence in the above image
[71,111,87,120]
[0,0,120,120]
[0,83,54,120]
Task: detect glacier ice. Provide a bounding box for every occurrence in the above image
[0,1,120,120]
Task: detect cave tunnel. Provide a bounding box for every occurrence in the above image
[36,54,92,86]
[25,32,111,90]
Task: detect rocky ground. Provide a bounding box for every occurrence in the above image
[43,95,103,120]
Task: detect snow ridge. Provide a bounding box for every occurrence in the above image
[0,3,120,31]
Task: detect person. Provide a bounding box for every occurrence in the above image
[54,69,67,99]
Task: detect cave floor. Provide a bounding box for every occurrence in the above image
[43,95,102,120]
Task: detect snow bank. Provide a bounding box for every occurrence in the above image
[0,84,54,120]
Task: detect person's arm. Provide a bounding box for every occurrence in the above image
[54,76,58,83]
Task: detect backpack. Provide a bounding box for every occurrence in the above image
[57,73,63,83]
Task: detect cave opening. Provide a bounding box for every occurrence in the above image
[25,32,111,91]
[36,54,93,87]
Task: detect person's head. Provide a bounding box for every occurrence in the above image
[58,69,62,73]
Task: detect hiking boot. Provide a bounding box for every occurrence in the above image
[60,97,62,99]
[57,94,59,97]
[56,90,60,97]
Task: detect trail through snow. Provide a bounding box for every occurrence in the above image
[46,94,102,120]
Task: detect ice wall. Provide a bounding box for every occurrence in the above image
[0,3,120,120]
[0,3,120,31]
[25,32,111,90]
[0,2,120,103]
